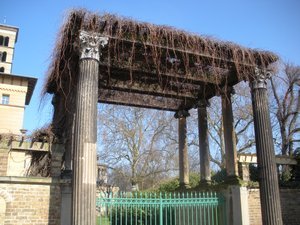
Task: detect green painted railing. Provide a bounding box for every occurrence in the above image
[96,192,226,225]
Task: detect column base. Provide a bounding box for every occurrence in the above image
[177,183,191,191]
[196,180,212,191]
[199,179,211,186]
[225,175,241,185]
[222,185,250,225]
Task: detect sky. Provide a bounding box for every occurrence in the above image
[1,0,300,133]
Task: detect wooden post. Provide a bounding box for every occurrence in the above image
[72,30,108,225]
[175,110,190,189]
[197,100,211,184]
[250,68,283,225]
[221,87,238,179]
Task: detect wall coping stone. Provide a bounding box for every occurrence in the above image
[0,176,71,185]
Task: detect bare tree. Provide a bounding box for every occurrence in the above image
[270,63,300,156]
[98,105,178,191]
[187,82,255,170]
[97,63,300,186]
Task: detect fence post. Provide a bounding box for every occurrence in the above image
[96,191,225,225]
[160,192,163,225]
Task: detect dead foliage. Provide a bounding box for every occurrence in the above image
[30,125,54,143]
[44,9,278,98]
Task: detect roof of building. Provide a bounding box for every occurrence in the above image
[0,24,19,43]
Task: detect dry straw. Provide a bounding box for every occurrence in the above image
[44,9,278,103]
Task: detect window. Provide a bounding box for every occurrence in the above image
[0,67,4,72]
[4,37,9,46]
[0,36,9,46]
[0,52,6,62]
[1,94,9,105]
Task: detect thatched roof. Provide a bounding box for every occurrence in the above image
[45,9,278,111]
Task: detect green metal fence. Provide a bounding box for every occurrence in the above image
[96,192,226,225]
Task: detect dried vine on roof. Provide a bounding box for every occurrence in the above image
[44,9,278,108]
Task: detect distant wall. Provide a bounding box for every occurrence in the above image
[248,188,300,225]
[0,177,61,225]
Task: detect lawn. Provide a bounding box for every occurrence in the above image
[96,216,110,225]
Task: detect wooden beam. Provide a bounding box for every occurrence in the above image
[99,62,227,85]
[100,78,198,100]
[98,89,195,111]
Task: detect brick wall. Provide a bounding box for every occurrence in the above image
[0,177,61,225]
[248,189,262,225]
[248,188,300,225]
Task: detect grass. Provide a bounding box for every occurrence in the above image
[96,216,110,225]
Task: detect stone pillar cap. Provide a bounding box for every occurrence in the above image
[174,109,190,118]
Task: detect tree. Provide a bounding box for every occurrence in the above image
[270,63,300,156]
[97,63,300,188]
[187,82,255,170]
[98,105,178,191]
[269,63,300,181]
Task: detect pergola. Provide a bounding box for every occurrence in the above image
[46,10,282,225]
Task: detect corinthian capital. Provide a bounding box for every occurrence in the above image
[79,30,108,61]
[195,99,210,108]
[174,110,190,119]
[250,67,271,90]
[220,86,235,97]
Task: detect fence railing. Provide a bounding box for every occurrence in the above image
[96,192,226,225]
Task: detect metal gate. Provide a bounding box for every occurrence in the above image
[96,192,226,225]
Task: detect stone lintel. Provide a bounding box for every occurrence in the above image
[195,99,210,108]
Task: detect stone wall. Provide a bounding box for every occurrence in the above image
[0,149,8,176]
[248,189,262,225]
[280,189,300,225]
[0,177,61,225]
[248,188,300,225]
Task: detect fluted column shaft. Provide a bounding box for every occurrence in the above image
[175,110,190,188]
[221,88,238,178]
[72,31,108,225]
[197,100,211,184]
[250,68,283,225]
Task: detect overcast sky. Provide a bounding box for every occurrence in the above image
[1,0,300,132]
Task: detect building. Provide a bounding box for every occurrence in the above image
[0,24,36,135]
[0,24,38,177]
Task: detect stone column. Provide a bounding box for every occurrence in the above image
[221,87,238,179]
[63,110,75,178]
[51,144,64,177]
[197,100,211,184]
[250,68,283,225]
[51,93,74,178]
[72,31,108,225]
[175,110,190,189]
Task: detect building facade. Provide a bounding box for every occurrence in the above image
[0,24,36,135]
